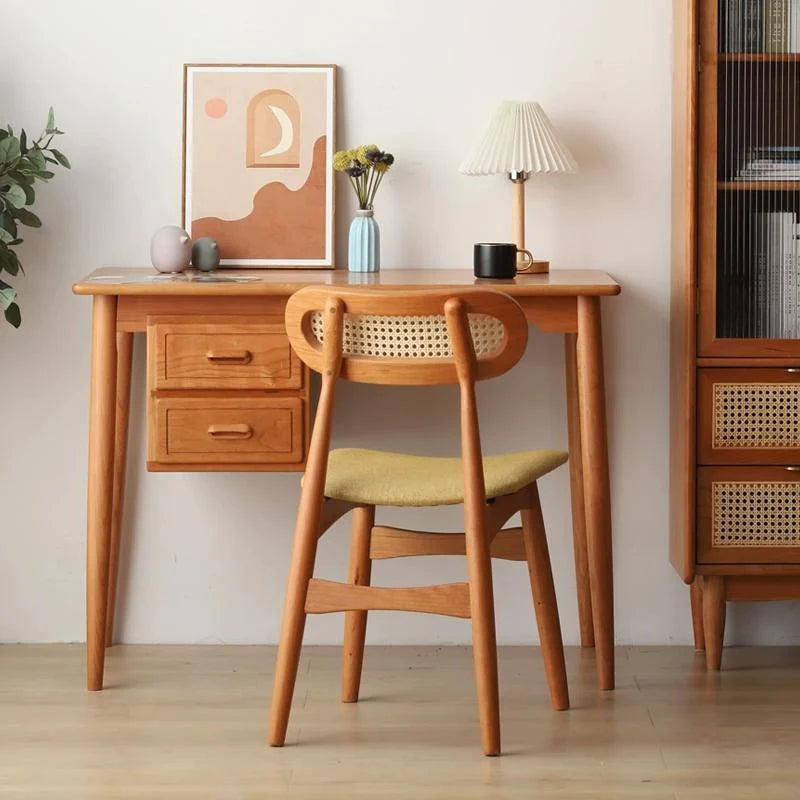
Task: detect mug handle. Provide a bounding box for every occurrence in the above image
[515,248,535,273]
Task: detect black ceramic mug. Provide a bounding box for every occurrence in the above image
[473,242,534,279]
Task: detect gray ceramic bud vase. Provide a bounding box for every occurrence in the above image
[348,209,380,272]
[191,237,220,272]
[150,226,192,273]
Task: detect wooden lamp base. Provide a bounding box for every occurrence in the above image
[526,259,549,275]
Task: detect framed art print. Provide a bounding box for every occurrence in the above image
[183,64,336,267]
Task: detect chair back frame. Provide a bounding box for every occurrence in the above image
[284,286,528,386]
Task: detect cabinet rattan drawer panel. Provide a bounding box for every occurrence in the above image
[149,396,305,470]
[148,317,302,390]
[698,368,800,464]
[697,467,800,564]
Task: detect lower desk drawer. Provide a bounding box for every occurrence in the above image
[698,466,800,564]
[149,397,305,470]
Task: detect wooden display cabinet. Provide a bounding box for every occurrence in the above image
[672,0,800,668]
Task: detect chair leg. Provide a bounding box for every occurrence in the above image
[521,484,569,711]
[464,514,501,756]
[267,504,323,746]
[342,505,375,703]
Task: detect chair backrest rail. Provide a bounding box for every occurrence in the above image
[285,286,528,386]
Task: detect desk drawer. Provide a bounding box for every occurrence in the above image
[149,397,305,467]
[698,466,800,564]
[148,318,302,390]
[698,368,800,464]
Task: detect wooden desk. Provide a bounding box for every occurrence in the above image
[73,268,621,692]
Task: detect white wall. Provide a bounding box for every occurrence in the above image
[3,0,797,646]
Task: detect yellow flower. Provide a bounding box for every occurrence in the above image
[332,150,352,171]
[356,144,379,165]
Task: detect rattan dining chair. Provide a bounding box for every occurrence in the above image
[268,286,569,756]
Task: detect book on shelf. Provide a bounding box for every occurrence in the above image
[725,0,743,52]
[765,0,790,52]
[735,146,800,180]
[782,217,797,336]
[744,0,764,50]
[722,0,800,53]
[793,0,800,49]
[742,212,797,338]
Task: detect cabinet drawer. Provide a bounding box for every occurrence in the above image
[698,466,800,564]
[149,397,305,467]
[698,368,800,464]
[148,318,302,390]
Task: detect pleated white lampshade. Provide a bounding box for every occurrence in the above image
[459,101,578,176]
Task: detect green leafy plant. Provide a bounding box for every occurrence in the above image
[0,108,69,327]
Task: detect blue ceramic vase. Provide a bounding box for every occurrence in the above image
[348,209,380,272]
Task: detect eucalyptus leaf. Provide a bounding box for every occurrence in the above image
[2,185,26,208]
[0,228,12,244]
[15,208,41,228]
[0,248,20,275]
[50,149,71,169]
[27,149,45,170]
[35,170,55,180]
[8,171,35,185]
[21,184,35,205]
[19,129,27,154]
[4,302,21,327]
[0,284,16,311]
[0,214,18,238]
[0,213,18,238]
[2,185,26,209]
[46,107,55,133]
[0,136,21,163]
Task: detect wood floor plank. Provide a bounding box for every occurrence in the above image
[1,644,800,798]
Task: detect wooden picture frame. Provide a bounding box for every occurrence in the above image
[182,64,336,268]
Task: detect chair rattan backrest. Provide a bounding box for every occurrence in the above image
[284,286,528,386]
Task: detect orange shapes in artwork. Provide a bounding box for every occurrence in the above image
[204,97,228,118]
[192,136,327,262]
[247,90,301,168]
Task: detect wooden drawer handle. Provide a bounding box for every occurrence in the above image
[206,350,252,365]
[207,424,253,440]
[786,466,800,472]
[787,368,800,374]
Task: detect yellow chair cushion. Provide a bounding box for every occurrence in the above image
[323,448,568,507]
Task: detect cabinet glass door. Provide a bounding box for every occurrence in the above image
[699,0,800,355]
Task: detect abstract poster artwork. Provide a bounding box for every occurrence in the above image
[183,64,336,267]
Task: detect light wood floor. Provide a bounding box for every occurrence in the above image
[2,645,800,798]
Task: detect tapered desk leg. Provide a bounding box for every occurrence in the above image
[576,296,614,690]
[86,295,118,690]
[564,333,594,648]
[105,331,133,647]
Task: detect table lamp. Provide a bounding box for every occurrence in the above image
[459,101,578,274]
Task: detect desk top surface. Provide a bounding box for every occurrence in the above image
[73,267,621,297]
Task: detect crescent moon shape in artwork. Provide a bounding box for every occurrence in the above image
[259,105,293,158]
